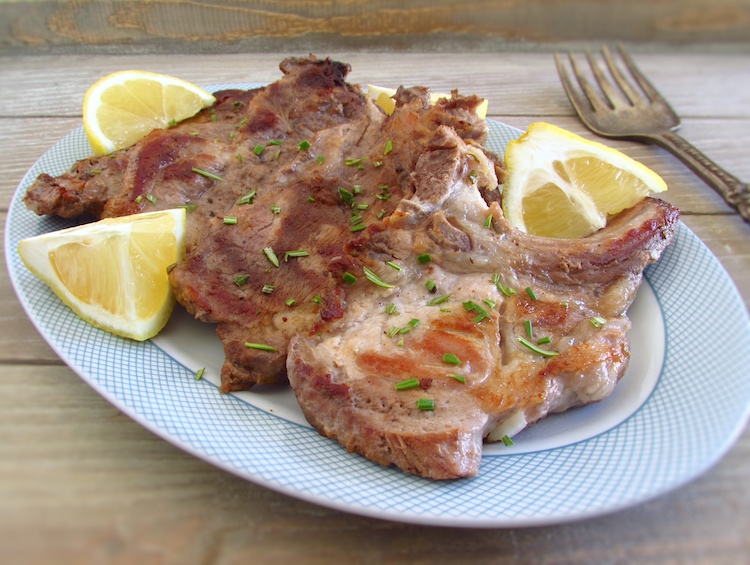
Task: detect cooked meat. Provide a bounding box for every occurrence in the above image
[23,56,679,478]
[286,125,679,479]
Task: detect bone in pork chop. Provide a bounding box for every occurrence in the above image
[23,56,679,479]
[287,126,679,479]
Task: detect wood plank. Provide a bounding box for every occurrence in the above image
[2,0,749,56]
[0,363,747,564]
[0,52,749,119]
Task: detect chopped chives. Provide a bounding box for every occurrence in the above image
[525,286,537,300]
[518,336,559,357]
[317,155,325,164]
[417,253,432,264]
[483,298,496,308]
[261,284,275,294]
[350,224,367,232]
[501,435,514,446]
[363,267,395,289]
[385,303,398,315]
[298,140,311,150]
[425,279,437,293]
[352,185,363,194]
[144,193,157,205]
[244,342,277,352]
[223,216,237,225]
[237,190,257,205]
[536,336,551,345]
[263,247,280,267]
[342,272,357,285]
[195,367,205,381]
[484,214,493,228]
[270,203,281,215]
[134,195,143,204]
[234,274,250,287]
[427,294,451,306]
[590,316,606,328]
[416,398,435,411]
[373,160,383,167]
[285,297,296,307]
[386,261,402,271]
[398,326,411,334]
[350,213,363,225]
[384,140,393,155]
[408,318,420,328]
[463,301,490,323]
[387,326,400,338]
[376,192,391,201]
[284,249,309,261]
[237,153,244,163]
[524,319,533,338]
[345,157,366,166]
[492,274,516,297]
[307,196,316,202]
[268,139,283,146]
[253,145,265,156]
[178,203,198,212]
[311,295,322,304]
[376,209,387,219]
[357,203,369,210]
[274,150,281,160]
[468,170,478,183]
[395,378,420,391]
[448,374,466,384]
[442,353,461,365]
[90,169,102,174]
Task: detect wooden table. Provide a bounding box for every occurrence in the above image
[1,50,749,564]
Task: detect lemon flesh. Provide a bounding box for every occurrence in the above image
[366,84,488,118]
[502,122,668,239]
[18,209,187,341]
[83,70,216,155]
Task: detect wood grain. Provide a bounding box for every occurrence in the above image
[1,51,749,564]
[1,0,749,55]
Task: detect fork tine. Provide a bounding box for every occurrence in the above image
[601,45,641,106]
[584,49,626,109]
[554,52,596,116]
[615,44,667,105]
[566,51,610,113]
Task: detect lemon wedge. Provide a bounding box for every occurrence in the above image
[502,122,668,238]
[83,70,216,155]
[366,84,488,118]
[18,209,186,341]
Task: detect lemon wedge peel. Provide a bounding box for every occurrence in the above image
[502,122,667,239]
[83,70,216,155]
[18,209,187,341]
[366,84,488,119]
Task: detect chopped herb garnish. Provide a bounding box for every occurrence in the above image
[298,140,311,151]
[268,139,283,146]
[373,160,383,167]
[524,319,533,338]
[384,139,393,155]
[356,203,370,210]
[484,214,493,228]
[234,274,250,287]
[274,150,281,160]
[342,272,357,285]
[492,273,516,297]
[425,280,437,293]
[483,298,496,309]
[376,192,391,201]
[167,118,176,127]
[237,190,257,205]
[134,195,143,204]
[395,378,419,391]
[537,336,551,345]
[468,170,478,183]
[350,224,367,232]
[363,266,395,289]
[448,374,466,384]
[350,213,363,225]
[417,253,432,264]
[463,301,490,323]
[345,157,366,166]
[263,247,280,267]
[285,297,296,307]
[338,186,354,206]
[195,367,205,381]
[385,303,398,315]
[253,145,265,156]
[307,196,316,202]
[525,286,537,300]
[408,318,421,328]
[442,353,461,365]
[244,342,277,352]
[387,326,400,338]
[190,167,224,180]
[376,209,387,219]
[145,193,157,205]
[427,294,451,306]
[416,398,435,411]
[178,203,197,212]
[284,249,309,261]
[261,284,275,294]
[317,155,325,164]
[90,169,102,175]
[518,336,559,357]
[237,153,244,163]
[270,203,281,215]
[352,185,363,194]
[223,216,237,225]
[311,295,322,304]
[590,316,606,328]
[385,261,402,271]
[501,435,515,446]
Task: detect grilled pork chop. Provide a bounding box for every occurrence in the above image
[24,56,679,478]
[287,126,678,479]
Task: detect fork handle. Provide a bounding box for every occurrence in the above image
[648,131,750,222]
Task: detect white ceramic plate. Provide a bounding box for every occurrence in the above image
[6,98,750,527]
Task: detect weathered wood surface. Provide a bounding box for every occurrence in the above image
[1,0,750,55]
[0,52,749,564]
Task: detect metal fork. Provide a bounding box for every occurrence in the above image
[555,45,750,222]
